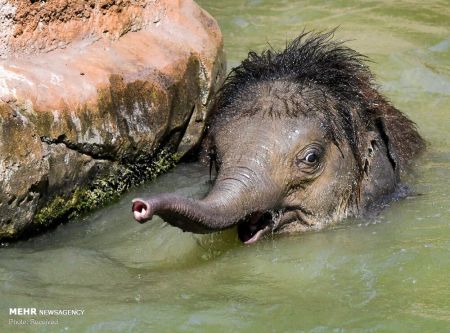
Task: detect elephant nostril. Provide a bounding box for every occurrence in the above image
[132,199,152,223]
[132,201,146,214]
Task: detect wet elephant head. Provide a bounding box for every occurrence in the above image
[132,31,424,243]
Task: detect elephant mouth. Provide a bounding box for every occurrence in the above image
[237,211,278,244]
[236,207,313,244]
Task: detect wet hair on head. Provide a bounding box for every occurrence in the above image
[207,30,424,177]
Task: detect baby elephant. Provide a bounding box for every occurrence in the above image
[132,31,424,244]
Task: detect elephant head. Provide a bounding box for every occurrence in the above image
[132,31,424,243]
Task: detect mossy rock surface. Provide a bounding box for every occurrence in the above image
[0,0,225,241]
[33,149,178,231]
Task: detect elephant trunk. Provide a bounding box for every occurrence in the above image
[132,168,280,234]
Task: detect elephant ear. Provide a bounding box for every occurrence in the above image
[374,102,425,175]
[360,130,379,176]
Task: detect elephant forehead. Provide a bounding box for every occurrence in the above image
[215,115,326,158]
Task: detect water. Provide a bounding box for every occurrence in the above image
[1,1,449,332]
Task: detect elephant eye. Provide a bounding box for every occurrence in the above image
[305,152,318,163]
[297,146,323,168]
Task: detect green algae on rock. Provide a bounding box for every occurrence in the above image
[33,148,179,232]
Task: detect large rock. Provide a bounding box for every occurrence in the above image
[0,0,225,241]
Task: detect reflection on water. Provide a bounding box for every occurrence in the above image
[1,1,449,332]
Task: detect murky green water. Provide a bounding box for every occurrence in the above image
[1,1,449,332]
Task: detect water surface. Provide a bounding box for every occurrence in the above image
[1,1,449,332]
